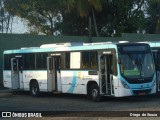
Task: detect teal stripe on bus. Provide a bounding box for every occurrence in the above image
[68,71,77,93]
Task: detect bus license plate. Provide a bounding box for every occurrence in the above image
[139,92,146,95]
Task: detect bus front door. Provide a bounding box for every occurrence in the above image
[11,57,23,90]
[99,54,113,95]
[47,56,61,92]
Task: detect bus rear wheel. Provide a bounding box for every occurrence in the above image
[30,81,40,97]
[89,84,101,102]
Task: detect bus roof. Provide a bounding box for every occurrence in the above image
[3,42,149,54]
[147,41,160,47]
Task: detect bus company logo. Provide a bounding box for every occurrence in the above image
[2,112,11,117]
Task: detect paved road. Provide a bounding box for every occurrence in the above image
[0,84,5,90]
[0,91,160,112]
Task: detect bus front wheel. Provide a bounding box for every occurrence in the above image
[30,81,40,97]
[89,84,101,102]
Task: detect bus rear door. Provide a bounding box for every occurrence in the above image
[11,56,23,90]
[47,55,61,92]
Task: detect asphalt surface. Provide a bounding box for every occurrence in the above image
[0,84,12,98]
[1,85,160,119]
[0,84,5,90]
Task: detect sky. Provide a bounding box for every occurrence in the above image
[11,17,28,34]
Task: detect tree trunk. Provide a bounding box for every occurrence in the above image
[92,8,99,37]
[1,10,4,33]
[10,16,13,33]
[49,15,54,35]
[6,16,10,33]
[88,16,92,43]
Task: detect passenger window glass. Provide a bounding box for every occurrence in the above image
[65,53,70,69]
[4,54,12,70]
[81,51,98,69]
[36,53,48,69]
[24,54,35,70]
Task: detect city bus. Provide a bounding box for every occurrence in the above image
[3,42,156,101]
[147,42,160,93]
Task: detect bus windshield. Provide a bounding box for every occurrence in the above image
[119,53,154,79]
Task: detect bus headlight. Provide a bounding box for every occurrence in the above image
[152,80,156,87]
[121,81,130,89]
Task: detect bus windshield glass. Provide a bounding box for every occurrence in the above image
[119,53,154,79]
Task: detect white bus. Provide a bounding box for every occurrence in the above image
[147,42,160,93]
[3,42,156,101]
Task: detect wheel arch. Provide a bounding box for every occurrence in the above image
[87,81,98,95]
[30,79,38,89]
[30,79,40,97]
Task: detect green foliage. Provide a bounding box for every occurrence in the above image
[3,0,160,36]
[0,0,14,33]
[145,0,160,34]
[58,0,145,37]
[4,0,61,35]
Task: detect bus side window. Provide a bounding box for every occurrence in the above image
[112,52,117,76]
[13,59,17,71]
[49,58,53,70]
[100,56,105,73]
[23,53,36,70]
[81,51,98,69]
[65,53,70,69]
[4,54,12,70]
[36,53,48,70]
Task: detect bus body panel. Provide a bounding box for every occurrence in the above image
[22,71,48,92]
[112,75,119,97]
[116,73,156,97]
[61,70,99,94]
[3,71,12,88]
[118,87,132,97]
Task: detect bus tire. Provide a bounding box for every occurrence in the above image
[30,81,40,97]
[90,84,101,102]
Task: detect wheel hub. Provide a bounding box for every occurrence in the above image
[32,86,37,95]
[92,89,98,98]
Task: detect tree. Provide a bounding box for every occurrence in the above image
[99,0,145,36]
[0,0,14,33]
[4,0,146,36]
[59,0,145,37]
[59,0,102,37]
[145,0,160,34]
[4,0,62,35]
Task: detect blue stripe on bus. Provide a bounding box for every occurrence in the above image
[68,71,77,93]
